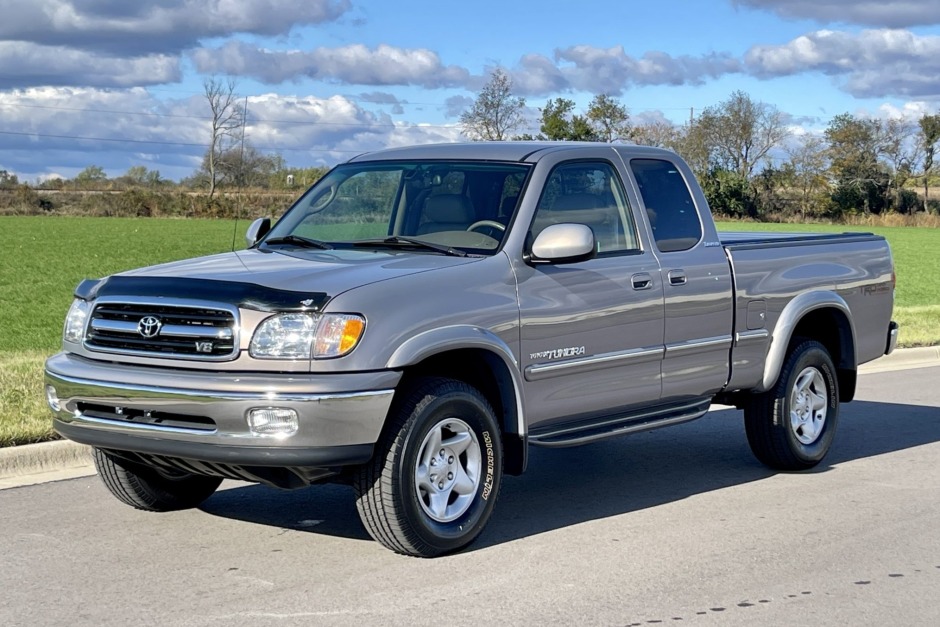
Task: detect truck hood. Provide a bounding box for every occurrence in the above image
[79,248,481,312]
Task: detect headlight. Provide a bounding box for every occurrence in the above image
[250,313,365,359]
[63,299,92,343]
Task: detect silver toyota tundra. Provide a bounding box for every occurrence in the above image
[45,142,898,556]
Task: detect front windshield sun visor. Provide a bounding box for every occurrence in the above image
[261,160,532,256]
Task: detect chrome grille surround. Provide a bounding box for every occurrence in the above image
[83,296,240,361]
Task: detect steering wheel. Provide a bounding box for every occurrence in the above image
[466,220,506,234]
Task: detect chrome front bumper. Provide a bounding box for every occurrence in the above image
[44,352,400,467]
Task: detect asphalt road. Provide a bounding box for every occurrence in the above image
[2,366,939,627]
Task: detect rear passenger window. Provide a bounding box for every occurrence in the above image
[529,161,638,255]
[630,159,702,252]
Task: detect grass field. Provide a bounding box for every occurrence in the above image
[1,216,938,446]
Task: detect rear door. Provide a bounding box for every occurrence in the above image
[627,157,734,399]
[516,154,665,430]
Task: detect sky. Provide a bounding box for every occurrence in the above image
[3,0,940,182]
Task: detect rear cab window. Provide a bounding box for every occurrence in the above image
[630,159,702,253]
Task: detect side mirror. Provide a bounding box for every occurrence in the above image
[245,217,271,248]
[530,223,596,264]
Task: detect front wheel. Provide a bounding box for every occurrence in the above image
[354,377,503,557]
[744,340,840,470]
[93,448,223,511]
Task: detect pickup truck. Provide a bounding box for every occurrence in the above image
[45,142,898,557]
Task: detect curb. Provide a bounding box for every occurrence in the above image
[858,345,940,374]
[1,346,938,486]
[0,440,92,482]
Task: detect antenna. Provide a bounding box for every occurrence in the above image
[231,95,249,252]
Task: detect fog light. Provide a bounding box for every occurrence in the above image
[45,385,61,412]
[247,408,299,438]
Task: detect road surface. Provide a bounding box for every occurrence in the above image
[2,366,938,626]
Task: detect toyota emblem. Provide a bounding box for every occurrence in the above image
[137,315,162,338]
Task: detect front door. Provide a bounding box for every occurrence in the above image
[516,158,665,431]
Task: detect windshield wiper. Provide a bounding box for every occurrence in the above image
[353,236,468,257]
[263,235,334,250]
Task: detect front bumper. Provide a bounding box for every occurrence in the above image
[44,352,400,469]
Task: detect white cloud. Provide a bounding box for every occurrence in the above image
[734,0,940,28]
[745,29,940,98]
[191,42,471,88]
[503,46,742,96]
[0,87,462,180]
[0,42,179,88]
[0,0,351,55]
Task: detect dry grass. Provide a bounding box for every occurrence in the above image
[0,351,55,447]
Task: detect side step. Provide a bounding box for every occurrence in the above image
[528,398,712,448]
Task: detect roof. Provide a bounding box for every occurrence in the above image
[345,141,678,164]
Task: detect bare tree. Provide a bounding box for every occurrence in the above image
[203,77,244,198]
[459,69,526,141]
[785,135,830,219]
[879,118,922,212]
[631,119,680,149]
[586,94,630,142]
[696,90,789,179]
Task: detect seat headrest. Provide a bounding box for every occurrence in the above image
[551,193,601,211]
[424,194,474,222]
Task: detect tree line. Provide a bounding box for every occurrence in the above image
[4,72,940,222]
[459,69,940,219]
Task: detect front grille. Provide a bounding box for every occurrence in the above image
[85,302,238,360]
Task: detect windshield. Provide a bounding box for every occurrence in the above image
[263,160,530,254]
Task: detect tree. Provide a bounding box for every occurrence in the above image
[825,113,889,215]
[695,91,789,179]
[919,113,940,210]
[210,143,279,188]
[586,94,630,142]
[459,69,526,141]
[879,118,921,213]
[785,135,830,219]
[537,98,598,141]
[73,165,107,189]
[203,77,245,198]
[0,169,18,189]
[631,119,681,150]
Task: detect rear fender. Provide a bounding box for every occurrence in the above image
[760,291,856,392]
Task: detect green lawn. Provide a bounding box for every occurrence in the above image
[1,216,937,447]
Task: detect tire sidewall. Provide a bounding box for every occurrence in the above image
[396,388,502,553]
[780,344,839,465]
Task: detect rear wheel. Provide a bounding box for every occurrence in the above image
[354,377,503,557]
[744,340,840,470]
[93,448,222,511]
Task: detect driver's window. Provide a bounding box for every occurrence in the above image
[529,161,638,254]
[294,170,401,241]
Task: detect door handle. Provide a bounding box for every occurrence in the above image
[668,270,687,286]
[631,273,652,290]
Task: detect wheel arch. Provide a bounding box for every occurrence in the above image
[761,291,857,402]
[386,326,527,475]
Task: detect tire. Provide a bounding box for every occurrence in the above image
[93,448,223,512]
[354,377,503,557]
[744,340,840,470]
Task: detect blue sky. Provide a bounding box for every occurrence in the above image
[2,0,940,182]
